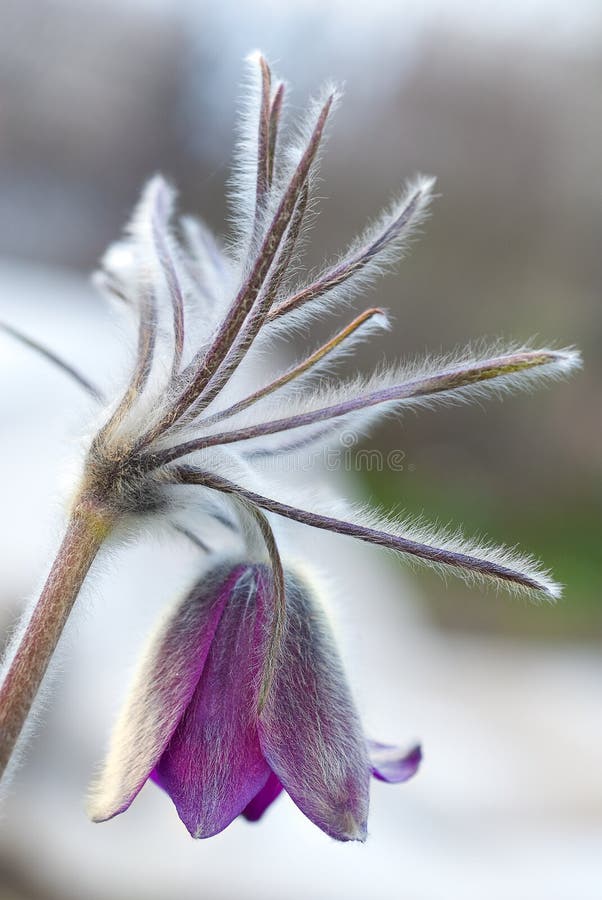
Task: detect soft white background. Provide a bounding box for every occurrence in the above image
[0,0,601,896]
[0,261,600,900]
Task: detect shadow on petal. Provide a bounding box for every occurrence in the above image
[88,558,243,822]
[242,770,283,822]
[258,568,370,842]
[155,566,273,838]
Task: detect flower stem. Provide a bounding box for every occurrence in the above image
[0,499,113,779]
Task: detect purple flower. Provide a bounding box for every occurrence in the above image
[88,560,420,841]
[0,49,579,817]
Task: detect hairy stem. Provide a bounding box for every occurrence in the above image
[253,55,272,230]
[0,321,103,401]
[0,499,113,779]
[143,94,334,441]
[199,307,386,427]
[152,349,573,465]
[236,500,285,712]
[151,180,185,379]
[173,466,557,598]
[267,182,428,321]
[185,184,310,420]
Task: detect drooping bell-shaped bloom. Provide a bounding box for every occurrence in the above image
[88,559,420,841]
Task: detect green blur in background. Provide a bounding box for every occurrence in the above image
[1,0,599,645]
[0,2,601,897]
[359,464,601,638]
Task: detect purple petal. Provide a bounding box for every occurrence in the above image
[368,740,422,783]
[258,570,370,842]
[155,566,273,838]
[88,561,244,823]
[242,770,283,822]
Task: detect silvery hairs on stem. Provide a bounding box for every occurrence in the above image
[0,51,580,783]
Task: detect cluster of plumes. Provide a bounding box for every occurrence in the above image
[17,53,578,840]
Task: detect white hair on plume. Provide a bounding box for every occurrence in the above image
[0,51,581,800]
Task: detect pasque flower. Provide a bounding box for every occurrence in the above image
[87,559,420,840]
[0,53,579,838]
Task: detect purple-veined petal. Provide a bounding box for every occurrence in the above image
[87,560,246,823]
[242,770,283,822]
[154,566,273,838]
[258,569,370,842]
[368,740,422,783]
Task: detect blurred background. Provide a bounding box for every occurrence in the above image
[0,1,600,898]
